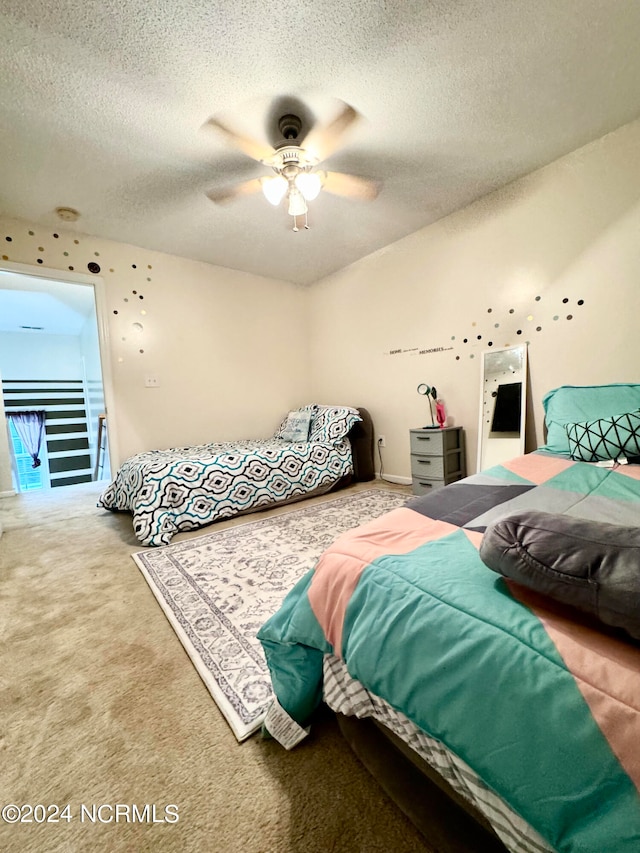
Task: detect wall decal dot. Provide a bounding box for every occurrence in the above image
[140,309,147,315]
[74,239,79,244]
[553,315,559,320]
[516,329,522,335]
[147,265,152,269]
[535,295,541,301]
[68,266,74,270]
[132,322,143,332]
[94,251,100,257]
[472,321,476,327]
[470,354,475,359]
[562,297,569,304]
[113,310,119,315]
[109,268,114,273]
[37,258,43,264]
[487,308,492,313]
[5,236,12,242]
[122,337,126,341]
[527,315,533,321]
[63,251,69,256]
[494,323,500,328]
[132,290,137,294]
[87,262,101,274]
[53,233,59,238]
[139,349,144,354]
[536,326,542,331]
[463,338,468,343]
[451,335,455,341]
[138,294,144,300]
[28,230,34,236]
[38,246,44,252]
[456,356,460,361]
[2,255,8,261]
[577,299,584,306]
[132,264,137,269]
[124,298,129,302]
[567,314,573,320]
[488,341,493,346]
[477,335,482,340]
[146,277,151,282]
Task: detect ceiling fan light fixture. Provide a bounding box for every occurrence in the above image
[287,188,308,217]
[295,171,322,201]
[261,175,287,205]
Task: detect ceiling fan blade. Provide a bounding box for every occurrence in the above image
[202,117,274,163]
[321,171,380,201]
[302,103,360,162]
[206,178,264,204]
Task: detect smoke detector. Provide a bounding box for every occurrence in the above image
[55,206,80,222]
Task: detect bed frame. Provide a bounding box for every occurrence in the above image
[336,713,509,853]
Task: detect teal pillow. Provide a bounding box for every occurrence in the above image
[540,384,640,455]
[566,410,640,462]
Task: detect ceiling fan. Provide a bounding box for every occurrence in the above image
[203,100,379,231]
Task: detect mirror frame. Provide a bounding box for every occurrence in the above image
[476,343,528,472]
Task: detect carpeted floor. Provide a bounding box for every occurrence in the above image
[0,479,436,853]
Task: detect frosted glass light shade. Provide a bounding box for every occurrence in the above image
[287,188,308,216]
[295,172,322,201]
[262,176,288,205]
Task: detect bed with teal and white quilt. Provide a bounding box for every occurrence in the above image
[99,405,362,547]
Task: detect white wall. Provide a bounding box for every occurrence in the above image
[0,367,13,496]
[0,331,83,378]
[308,117,640,479]
[0,220,309,464]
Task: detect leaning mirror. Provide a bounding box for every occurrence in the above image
[477,344,528,472]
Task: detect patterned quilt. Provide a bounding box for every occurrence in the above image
[99,437,353,546]
[258,452,640,853]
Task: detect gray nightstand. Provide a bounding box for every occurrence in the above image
[409,427,466,496]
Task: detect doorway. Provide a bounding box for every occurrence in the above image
[0,261,118,495]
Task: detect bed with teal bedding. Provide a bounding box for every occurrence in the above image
[258,385,640,853]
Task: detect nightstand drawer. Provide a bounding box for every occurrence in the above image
[411,478,446,496]
[408,426,466,495]
[410,454,445,479]
[409,430,444,455]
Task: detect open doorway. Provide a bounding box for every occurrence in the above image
[0,262,117,495]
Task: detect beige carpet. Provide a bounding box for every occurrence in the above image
[0,480,435,853]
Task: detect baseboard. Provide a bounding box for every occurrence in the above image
[375,473,412,486]
[0,489,16,498]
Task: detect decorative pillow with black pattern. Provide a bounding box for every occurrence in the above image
[565,410,640,462]
[308,406,362,444]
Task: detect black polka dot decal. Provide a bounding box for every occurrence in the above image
[87,262,101,274]
[452,294,588,363]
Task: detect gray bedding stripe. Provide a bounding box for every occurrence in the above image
[322,655,553,853]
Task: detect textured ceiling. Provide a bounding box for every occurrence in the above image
[2,1,640,286]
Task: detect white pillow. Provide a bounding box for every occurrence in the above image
[278,410,312,442]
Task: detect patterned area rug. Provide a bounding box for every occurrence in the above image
[132,488,407,741]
